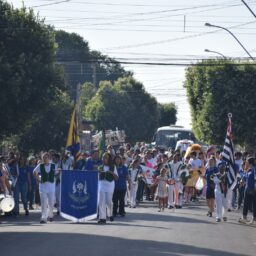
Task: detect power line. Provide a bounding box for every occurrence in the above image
[101,20,256,50]
[33,0,240,8]
[56,59,256,66]
[31,0,71,8]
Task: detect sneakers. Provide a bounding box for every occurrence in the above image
[109,216,114,222]
[216,218,221,222]
[238,217,250,224]
[223,217,227,222]
[40,220,46,224]
[247,219,256,225]
[207,211,212,217]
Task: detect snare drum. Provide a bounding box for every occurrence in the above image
[0,194,15,212]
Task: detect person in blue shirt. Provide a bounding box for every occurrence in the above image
[112,155,130,217]
[86,150,103,171]
[239,157,256,225]
[205,156,218,217]
[75,152,88,170]
[13,155,31,216]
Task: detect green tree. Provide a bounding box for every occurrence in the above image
[85,77,159,142]
[184,60,256,147]
[80,82,98,118]
[55,31,132,101]
[158,103,177,126]
[55,30,91,100]
[90,50,133,86]
[17,92,73,152]
[0,1,65,138]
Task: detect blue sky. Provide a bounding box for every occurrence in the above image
[7,0,256,128]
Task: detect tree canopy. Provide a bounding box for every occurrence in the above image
[0,1,178,151]
[158,103,177,127]
[184,60,256,147]
[85,77,160,142]
[0,1,72,151]
[54,30,132,100]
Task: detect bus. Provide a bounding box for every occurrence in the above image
[152,125,196,150]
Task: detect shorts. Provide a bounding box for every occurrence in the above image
[206,188,215,199]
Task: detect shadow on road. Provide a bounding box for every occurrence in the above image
[123,211,213,224]
[0,231,250,256]
[0,209,212,228]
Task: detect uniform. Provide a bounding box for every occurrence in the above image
[213,173,228,222]
[129,166,142,207]
[98,165,118,222]
[33,163,59,222]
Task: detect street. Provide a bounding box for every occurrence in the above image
[0,200,255,256]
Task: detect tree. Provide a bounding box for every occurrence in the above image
[184,60,256,147]
[90,50,133,86]
[80,82,98,118]
[85,77,159,142]
[55,30,91,100]
[17,92,73,152]
[0,1,65,138]
[55,31,132,101]
[158,103,177,127]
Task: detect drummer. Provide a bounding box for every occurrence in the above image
[0,156,6,193]
[0,156,11,195]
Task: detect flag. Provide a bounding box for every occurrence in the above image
[222,113,237,189]
[66,107,81,161]
[60,170,98,222]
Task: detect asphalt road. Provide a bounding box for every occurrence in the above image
[0,200,255,256]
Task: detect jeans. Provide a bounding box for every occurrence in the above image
[238,186,245,208]
[231,188,237,208]
[28,183,37,207]
[13,182,28,214]
[136,179,145,202]
[113,188,126,215]
[243,189,256,219]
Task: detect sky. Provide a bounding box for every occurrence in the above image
[6,0,256,128]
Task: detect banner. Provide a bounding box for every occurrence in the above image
[60,170,98,222]
[140,165,156,185]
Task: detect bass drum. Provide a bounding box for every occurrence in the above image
[0,194,15,212]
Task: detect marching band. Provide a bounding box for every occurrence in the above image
[0,144,256,226]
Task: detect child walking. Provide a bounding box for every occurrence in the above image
[156,168,168,212]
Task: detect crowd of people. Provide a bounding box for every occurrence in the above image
[0,143,255,226]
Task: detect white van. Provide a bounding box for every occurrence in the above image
[152,125,196,150]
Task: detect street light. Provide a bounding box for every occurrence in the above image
[205,22,254,60]
[204,49,226,58]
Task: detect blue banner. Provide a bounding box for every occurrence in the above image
[60,170,98,222]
